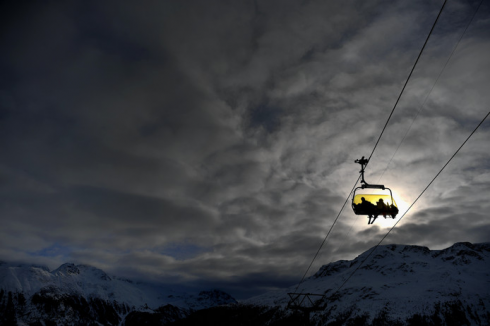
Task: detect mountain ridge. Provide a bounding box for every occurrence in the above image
[240,241,490,325]
[0,260,236,325]
[1,242,489,325]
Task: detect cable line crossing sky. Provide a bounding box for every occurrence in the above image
[0,0,489,299]
[294,0,449,292]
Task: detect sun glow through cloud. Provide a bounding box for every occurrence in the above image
[0,0,489,300]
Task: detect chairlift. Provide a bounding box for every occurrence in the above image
[352,157,399,224]
[287,293,326,312]
[287,292,326,324]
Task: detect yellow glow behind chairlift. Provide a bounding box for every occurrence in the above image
[352,194,396,208]
[352,157,398,224]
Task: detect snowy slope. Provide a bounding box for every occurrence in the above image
[0,261,237,325]
[0,261,235,310]
[2,242,489,325]
[244,242,490,325]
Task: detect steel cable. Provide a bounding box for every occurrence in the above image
[291,0,448,294]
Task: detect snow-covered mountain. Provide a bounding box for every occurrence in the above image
[1,242,489,325]
[0,261,236,325]
[239,242,490,325]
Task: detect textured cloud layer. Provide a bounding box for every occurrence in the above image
[1,0,489,299]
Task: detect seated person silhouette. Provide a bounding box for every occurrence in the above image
[358,197,377,224]
[357,197,374,213]
[376,198,387,217]
[389,204,399,218]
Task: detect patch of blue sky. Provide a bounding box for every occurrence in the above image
[30,242,72,259]
[74,5,153,63]
[158,243,209,261]
[249,102,283,133]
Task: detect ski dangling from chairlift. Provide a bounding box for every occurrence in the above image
[352,157,399,224]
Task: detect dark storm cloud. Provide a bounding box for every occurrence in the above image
[1,0,489,299]
[0,185,218,251]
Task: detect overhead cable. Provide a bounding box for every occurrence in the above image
[367,0,448,163]
[333,110,490,296]
[292,0,448,293]
[376,0,484,184]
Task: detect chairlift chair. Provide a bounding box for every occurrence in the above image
[352,157,399,224]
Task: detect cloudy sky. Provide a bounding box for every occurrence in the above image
[1,0,489,299]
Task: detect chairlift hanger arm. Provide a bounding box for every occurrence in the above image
[354,156,369,184]
[355,157,385,188]
[362,184,385,190]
